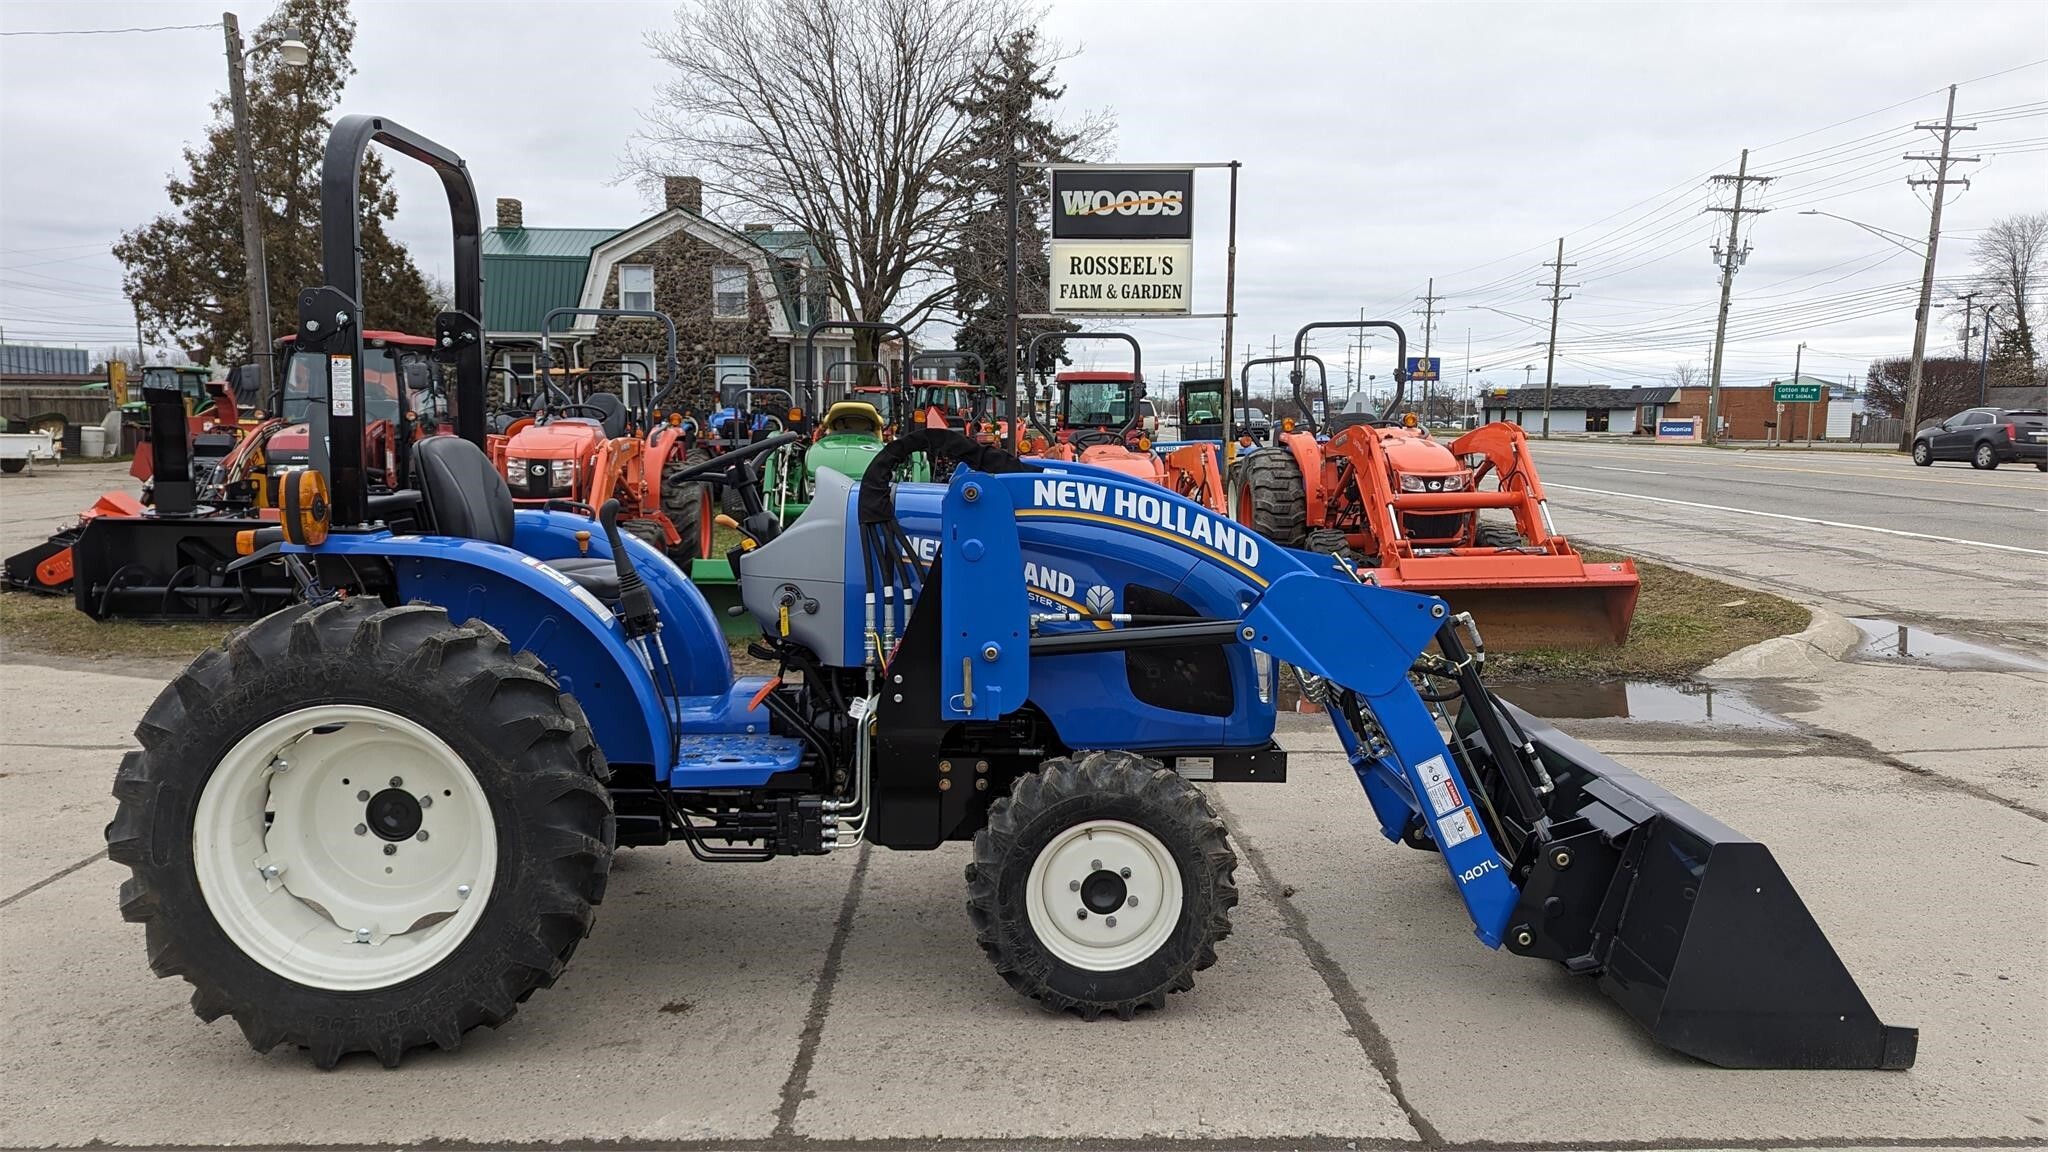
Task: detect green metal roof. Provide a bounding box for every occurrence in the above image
[483,227,618,259]
[482,227,617,335]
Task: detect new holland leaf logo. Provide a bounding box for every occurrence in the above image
[1085,584,1115,615]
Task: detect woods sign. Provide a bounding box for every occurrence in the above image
[1049,167,1194,314]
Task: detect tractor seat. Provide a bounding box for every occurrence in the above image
[587,391,627,438]
[821,401,882,435]
[411,436,624,599]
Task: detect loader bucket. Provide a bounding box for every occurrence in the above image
[1379,554,1639,651]
[1469,702,1917,1069]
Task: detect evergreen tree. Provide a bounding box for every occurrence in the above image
[942,31,1100,401]
[114,0,436,367]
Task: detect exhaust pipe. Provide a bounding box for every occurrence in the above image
[1476,702,1917,1070]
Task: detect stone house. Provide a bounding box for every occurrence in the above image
[483,177,886,420]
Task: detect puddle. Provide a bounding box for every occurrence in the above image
[1490,679,1795,729]
[1849,618,2048,674]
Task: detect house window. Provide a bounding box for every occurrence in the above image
[713,265,748,318]
[503,352,536,405]
[715,354,752,405]
[619,265,654,313]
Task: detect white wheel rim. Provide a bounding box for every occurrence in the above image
[192,704,499,991]
[1024,819,1183,972]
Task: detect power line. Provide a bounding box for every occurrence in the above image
[0,23,215,37]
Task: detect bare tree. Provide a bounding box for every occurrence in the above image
[629,0,1028,365]
[1668,361,1704,390]
[1972,211,2045,367]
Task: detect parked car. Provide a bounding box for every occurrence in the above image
[1911,407,2048,471]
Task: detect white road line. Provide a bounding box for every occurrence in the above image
[1548,483,2048,557]
[1587,464,1668,475]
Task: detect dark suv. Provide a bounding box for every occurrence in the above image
[1912,407,2048,471]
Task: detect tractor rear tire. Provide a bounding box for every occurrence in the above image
[664,446,715,563]
[105,600,614,1068]
[1232,449,1308,548]
[966,750,1237,1020]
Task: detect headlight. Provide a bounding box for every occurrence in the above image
[551,459,577,487]
[1400,473,1467,493]
[505,457,577,493]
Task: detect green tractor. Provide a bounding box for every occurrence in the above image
[760,321,929,524]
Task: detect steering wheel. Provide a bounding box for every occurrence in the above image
[667,431,805,485]
[1069,427,1125,450]
[543,403,613,424]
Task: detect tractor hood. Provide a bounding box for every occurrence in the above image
[806,433,884,482]
[503,419,605,459]
[1381,431,1461,476]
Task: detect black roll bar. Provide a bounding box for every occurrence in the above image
[1021,330,1143,440]
[1238,354,1329,441]
[300,114,483,526]
[1292,321,1409,432]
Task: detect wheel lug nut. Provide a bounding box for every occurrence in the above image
[457,884,471,899]
[416,830,429,842]
[1127,895,1138,907]
[1075,908,1087,920]
[1090,859,1101,870]
[419,795,433,808]
[354,927,371,943]
[383,843,397,856]
[1105,915,1117,928]
[354,823,367,836]
[1120,867,1131,878]
[389,777,403,787]
[357,790,370,802]
[1068,879,1080,892]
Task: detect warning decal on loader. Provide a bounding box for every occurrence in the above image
[1436,807,1482,848]
[1417,754,1463,817]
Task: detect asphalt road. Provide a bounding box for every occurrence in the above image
[1528,439,2048,648]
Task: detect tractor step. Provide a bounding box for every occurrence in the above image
[672,732,804,786]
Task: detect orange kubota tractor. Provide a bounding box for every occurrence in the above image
[1019,331,1227,512]
[1230,320,1638,650]
[485,307,708,564]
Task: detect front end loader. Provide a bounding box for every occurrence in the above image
[102,114,1912,1074]
[1232,320,1639,650]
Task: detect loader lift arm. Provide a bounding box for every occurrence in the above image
[904,454,1915,1071]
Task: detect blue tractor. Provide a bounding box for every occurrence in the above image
[105,117,1915,1072]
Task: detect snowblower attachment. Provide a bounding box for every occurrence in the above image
[1450,693,1918,1069]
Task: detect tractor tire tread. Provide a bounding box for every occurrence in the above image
[105,599,613,1069]
[1475,520,1523,549]
[1232,450,1308,548]
[965,750,1237,1021]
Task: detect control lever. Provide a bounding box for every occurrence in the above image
[598,499,659,639]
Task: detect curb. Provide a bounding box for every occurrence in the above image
[1700,606,1861,681]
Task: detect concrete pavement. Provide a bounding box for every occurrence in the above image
[3,635,2041,1148]
[1529,439,2047,648]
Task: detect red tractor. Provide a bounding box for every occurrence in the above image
[1020,332,1227,512]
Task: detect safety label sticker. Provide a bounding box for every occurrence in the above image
[519,554,611,618]
[329,355,354,416]
[1416,754,1463,817]
[1437,807,1482,848]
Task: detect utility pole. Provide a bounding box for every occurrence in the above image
[1955,289,1980,359]
[1902,85,1977,449]
[1414,278,1444,420]
[1705,149,1772,446]
[1539,238,1577,440]
[1792,341,1806,444]
[224,13,273,380]
[1978,304,2000,405]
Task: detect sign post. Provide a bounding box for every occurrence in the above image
[1773,381,1821,447]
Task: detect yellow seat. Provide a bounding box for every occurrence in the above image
[822,402,883,436]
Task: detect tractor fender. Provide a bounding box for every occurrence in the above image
[286,516,733,775]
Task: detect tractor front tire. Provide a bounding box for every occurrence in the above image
[664,446,716,563]
[105,600,614,1068]
[1476,520,1523,549]
[966,751,1237,1020]
[1232,449,1307,547]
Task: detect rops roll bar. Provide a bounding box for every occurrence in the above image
[1021,330,1143,441]
[1293,320,1409,432]
[1238,354,1329,442]
[539,307,679,427]
[298,114,484,526]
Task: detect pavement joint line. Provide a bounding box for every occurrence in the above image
[1550,483,2048,556]
[51,1133,2048,1150]
[773,840,871,1138]
[1208,791,1444,1149]
[0,847,105,911]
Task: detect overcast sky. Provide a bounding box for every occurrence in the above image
[3,1,2044,403]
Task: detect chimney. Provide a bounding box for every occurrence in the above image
[664,175,702,214]
[496,198,523,230]
[744,222,772,233]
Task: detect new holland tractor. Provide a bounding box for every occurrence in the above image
[1230,321,1641,650]
[105,116,1914,1073]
